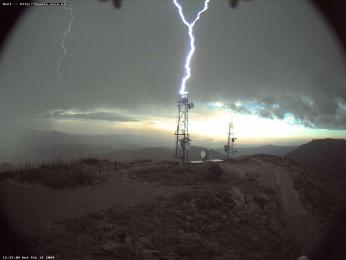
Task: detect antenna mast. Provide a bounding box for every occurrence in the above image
[224,103,237,159]
[175,93,193,164]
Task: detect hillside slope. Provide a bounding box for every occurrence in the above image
[234,145,297,157]
[0,156,327,259]
[287,139,346,259]
[286,138,346,181]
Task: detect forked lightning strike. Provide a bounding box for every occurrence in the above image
[56,0,74,80]
[173,0,211,95]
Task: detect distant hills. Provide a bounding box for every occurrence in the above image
[1,130,172,163]
[286,138,346,181]
[232,144,298,158]
[1,130,224,163]
[21,130,172,149]
[4,130,344,165]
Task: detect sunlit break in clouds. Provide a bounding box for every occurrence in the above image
[173,0,211,95]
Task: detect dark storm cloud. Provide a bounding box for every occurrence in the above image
[190,0,346,129]
[233,95,346,129]
[0,0,345,132]
[229,103,250,115]
[47,110,138,122]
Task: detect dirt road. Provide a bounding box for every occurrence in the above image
[223,157,322,256]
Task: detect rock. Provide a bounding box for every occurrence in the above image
[179,232,202,242]
[230,187,247,209]
[117,231,128,243]
[209,209,222,218]
[261,215,267,223]
[253,193,269,209]
[247,200,261,212]
[208,223,221,232]
[124,235,133,247]
[297,256,309,260]
[250,236,259,242]
[233,217,240,223]
[101,241,135,257]
[99,222,116,231]
[101,242,123,254]
[142,249,159,259]
[136,237,153,249]
[160,252,179,260]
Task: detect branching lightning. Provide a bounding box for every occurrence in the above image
[173,0,211,95]
[56,0,74,80]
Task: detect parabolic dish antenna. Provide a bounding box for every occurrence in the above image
[200,150,207,160]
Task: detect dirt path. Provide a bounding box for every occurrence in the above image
[222,160,277,187]
[222,158,322,257]
[274,167,321,256]
[275,167,307,215]
[0,171,186,240]
[248,158,322,256]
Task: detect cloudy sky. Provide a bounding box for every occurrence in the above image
[0,0,345,146]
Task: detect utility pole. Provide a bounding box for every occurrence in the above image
[224,102,237,160]
[225,122,234,160]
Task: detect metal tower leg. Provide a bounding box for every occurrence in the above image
[174,94,193,164]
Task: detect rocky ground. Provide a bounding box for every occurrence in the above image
[1,156,344,259]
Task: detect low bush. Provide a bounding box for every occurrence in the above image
[81,158,100,164]
[40,189,299,259]
[200,162,225,182]
[129,161,227,185]
[15,160,98,189]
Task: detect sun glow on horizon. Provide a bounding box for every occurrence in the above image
[39,105,346,146]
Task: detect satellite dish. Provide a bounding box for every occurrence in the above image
[200,150,207,160]
[188,102,194,109]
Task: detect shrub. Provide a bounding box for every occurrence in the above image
[81,158,100,164]
[199,162,225,182]
[0,171,16,182]
[16,160,98,189]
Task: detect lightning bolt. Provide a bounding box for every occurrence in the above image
[173,0,211,95]
[56,0,73,80]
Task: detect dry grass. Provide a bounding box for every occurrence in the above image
[39,187,298,259]
[1,160,103,189]
[292,168,344,225]
[129,161,229,185]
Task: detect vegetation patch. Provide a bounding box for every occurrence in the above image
[292,169,344,225]
[129,162,230,185]
[1,160,105,189]
[39,188,298,259]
